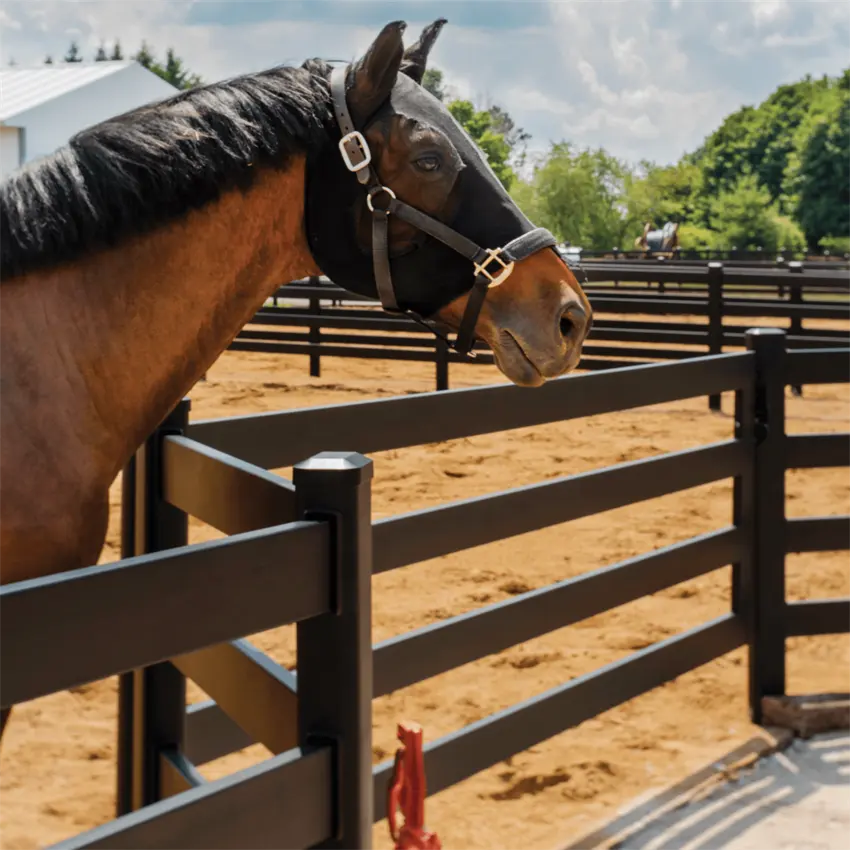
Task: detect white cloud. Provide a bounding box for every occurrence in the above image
[1,0,846,167]
[751,0,790,26]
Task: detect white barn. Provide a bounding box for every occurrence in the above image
[0,61,178,176]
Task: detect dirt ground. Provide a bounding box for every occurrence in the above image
[1,334,848,850]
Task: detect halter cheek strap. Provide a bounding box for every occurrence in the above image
[331,65,558,357]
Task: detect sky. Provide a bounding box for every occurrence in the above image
[1,0,848,166]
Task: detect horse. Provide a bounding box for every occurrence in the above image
[634,221,679,254]
[0,19,591,734]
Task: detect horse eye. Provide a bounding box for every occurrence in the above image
[414,155,441,172]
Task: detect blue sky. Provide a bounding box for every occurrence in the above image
[2,1,848,165]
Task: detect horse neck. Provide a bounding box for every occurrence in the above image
[4,156,319,485]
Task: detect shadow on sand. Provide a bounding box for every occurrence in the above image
[561,729,849,850]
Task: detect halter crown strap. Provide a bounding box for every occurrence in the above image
[328,65,559,356]
[331,68,372,186]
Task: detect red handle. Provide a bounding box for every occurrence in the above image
[386,722,441,850]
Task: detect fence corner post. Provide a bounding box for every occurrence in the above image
[707,261,724,411]
[117,398,190,814]
[738,329,788,724]
[295,451,374,850]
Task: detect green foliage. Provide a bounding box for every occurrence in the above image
[161,47,203,89]
[134,40,155,69]
[129,41,203,89]
[487,104,531,168]
[819,235,850,254]
[773,215,807,252]
[132,42,202,90]
[447,99,516,190]
[693,75,832,215]
[676,223,717,251]
[422,66,527,187]
[513,142,629,247]
[622,160,700,236]
[708,174,783,251]
[784,82,849,247]
[53,38,203,87]
[421,68,445,101]
[508,66,849,250]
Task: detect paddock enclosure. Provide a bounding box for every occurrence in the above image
[1,323,848,850]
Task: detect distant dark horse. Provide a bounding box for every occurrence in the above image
[635,221,679,254]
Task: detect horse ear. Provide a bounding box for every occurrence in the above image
[348,21,407,126]
[399,18,447,84]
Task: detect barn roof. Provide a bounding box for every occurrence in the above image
[0,61,136,122]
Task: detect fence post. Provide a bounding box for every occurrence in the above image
[735,329,787,724]
[435,337,449,391]
[788,262,804,397]
[118,399,190,812]
[295,452,374,850]
[707,262,724,411]
[116,454,137,816]
[309,277,322,378]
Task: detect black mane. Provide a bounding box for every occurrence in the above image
[0,59,334,280]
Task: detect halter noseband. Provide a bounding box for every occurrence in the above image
[331,65,559,357]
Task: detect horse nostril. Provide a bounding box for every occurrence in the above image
[559,303,589,342]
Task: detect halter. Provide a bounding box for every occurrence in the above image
[330,65,559,357]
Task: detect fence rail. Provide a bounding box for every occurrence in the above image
[1,329,847,849]
[229,263,849,396]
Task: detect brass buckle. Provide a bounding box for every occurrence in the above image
[338,130,371,172]
[474,248,515,288]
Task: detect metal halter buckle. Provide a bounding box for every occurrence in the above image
[338,130,372,172]
[474,248,515,288]
[366,185,396,214]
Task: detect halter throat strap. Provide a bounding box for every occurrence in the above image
[330,65,557,357]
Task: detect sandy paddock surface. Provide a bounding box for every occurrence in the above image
[1,324,848,850]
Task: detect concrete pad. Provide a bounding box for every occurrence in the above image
[562,731,850,850]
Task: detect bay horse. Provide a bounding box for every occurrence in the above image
[0,18,591,731]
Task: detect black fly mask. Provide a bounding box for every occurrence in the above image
[304,65,559,356]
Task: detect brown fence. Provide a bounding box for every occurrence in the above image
[1,329,847,849]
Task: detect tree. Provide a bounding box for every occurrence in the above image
[133,41,155,69]
[487,104,531,169]
[447,99,516,189]
[161,47,203,89]
[44,55,53,64]
[110,40,124,60]
[512,142,629,248]
[709,174,782,251]
[421,68,445,101]
[64,40,83,63]
[94,41,108,62]
[784,80,849,248]
[132,42,202,90]
[622,160,701,236]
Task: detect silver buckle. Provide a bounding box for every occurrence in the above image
[474,248,515,288]
[366,185,396,213]
[338,130,371,172]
